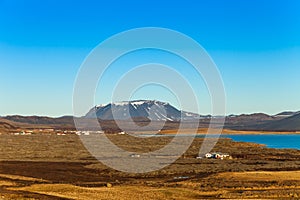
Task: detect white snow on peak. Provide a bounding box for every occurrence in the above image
[112,102,129,106]
[130,100,146,105]
[95,100,169,109]
[111,100,149,106]
[95,103,108,108]
[184,112,193,117]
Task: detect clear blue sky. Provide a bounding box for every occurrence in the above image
[0,0,299,116]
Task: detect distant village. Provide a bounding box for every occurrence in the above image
[1,129,105,136]
[0,128,134,136]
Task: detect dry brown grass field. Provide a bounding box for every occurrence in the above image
[0,134,300,199]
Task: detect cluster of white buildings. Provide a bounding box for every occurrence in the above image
[11,131,33,135]
[205,152,231,160]
[74,130,104,136]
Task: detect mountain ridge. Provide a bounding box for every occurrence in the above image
[1,100,299,132]
[85,100,205,121]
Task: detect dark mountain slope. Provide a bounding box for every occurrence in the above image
[257,113,300,131]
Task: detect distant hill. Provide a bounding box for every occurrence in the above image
[226,113,275,123]
[256,113,300,131]
[274,111,300,119]
[0,119,17,133]
[2,116,75,130]
[224,113,276,130]
[4,115,74,125]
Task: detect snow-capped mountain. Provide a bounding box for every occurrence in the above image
[85,100,205,121]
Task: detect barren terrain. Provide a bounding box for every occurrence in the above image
[0,134,299,199]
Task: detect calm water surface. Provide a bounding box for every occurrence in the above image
[139,134,300,150]
[219,134,300,150]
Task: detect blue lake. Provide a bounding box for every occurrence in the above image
[139,134,300,150]
[219,134,300,150]
[192,134,300,150]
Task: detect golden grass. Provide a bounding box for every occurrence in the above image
[0,173,49,183]
[0,180,16,186]
[4,171,300,199]
[10,184,203,200]
[216,170,300,181]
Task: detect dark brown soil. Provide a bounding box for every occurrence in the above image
[0,134,300,199]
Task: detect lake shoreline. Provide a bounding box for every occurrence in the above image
[145,128,300,135]
[136,130,300,150]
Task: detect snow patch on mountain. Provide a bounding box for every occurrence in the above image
[86,100,202,121]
